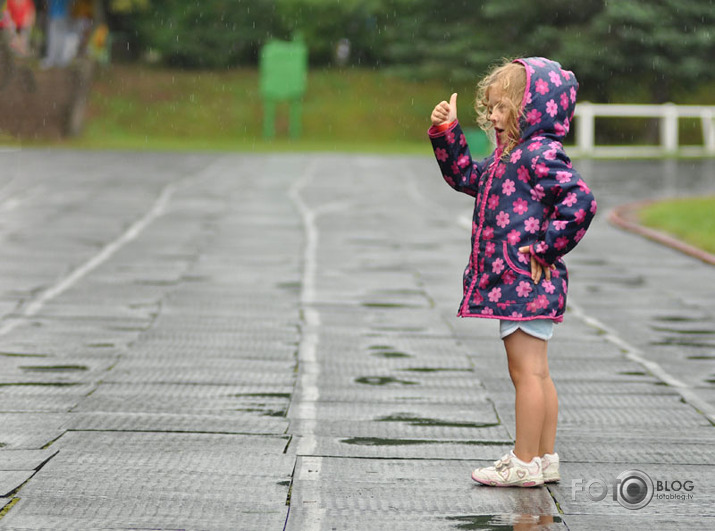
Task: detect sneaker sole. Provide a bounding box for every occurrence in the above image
[471,473,544,488]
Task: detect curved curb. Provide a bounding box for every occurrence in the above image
[609,200,715,266]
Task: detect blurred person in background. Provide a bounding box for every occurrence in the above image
[41,0,72,68]
[0,0,36,56]
[70,0,92,56]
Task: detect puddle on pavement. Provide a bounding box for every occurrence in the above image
[373,351,412,358]
[133,279,179,287]
[20,365,88,372]
[276,281,301,292]
[650,339,715,349]
[369,346,412,359]
[650,317,715,348]
[618,371,648,376]
[370,326,427,333]
[376,413,499,429]
[650,325,715,335]
[340,437,507,447]
[611,275,646,287]
[653,315,702,323]
[446,514,563,530]
[402,367,472,373]
[688,355,715,360]
[572,257,609,266]
[361,302,419,309]
[0,382,80,387]
[181,274,211,283]
[355,376,418,386]
[107,325,149,332]
[232,392,292,399]
[0,351,48,358]
[236,407,287,417]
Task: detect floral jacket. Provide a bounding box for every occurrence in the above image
[428,57,597,322]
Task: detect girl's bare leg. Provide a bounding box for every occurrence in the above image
[504,329,558,462]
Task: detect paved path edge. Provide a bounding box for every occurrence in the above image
[609,200,715,266]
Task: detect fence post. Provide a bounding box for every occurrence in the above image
[661,103,679,154]
[702,109,715,155]
[576,102,595,156]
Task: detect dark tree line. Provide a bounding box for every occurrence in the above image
[110,0,714,103]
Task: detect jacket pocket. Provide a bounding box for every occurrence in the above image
[502,241,532,276]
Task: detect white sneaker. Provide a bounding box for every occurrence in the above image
[471,450,544,487]
[541,452,560,483]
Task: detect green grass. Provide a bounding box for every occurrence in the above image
[59,65,477,153]
[639,197,715,255]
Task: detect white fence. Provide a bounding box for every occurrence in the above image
[571,103,715,157]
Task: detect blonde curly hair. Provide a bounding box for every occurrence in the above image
[475,60,526,159]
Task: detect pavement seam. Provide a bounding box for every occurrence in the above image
[569,301,715,425]
[0,157,229,339]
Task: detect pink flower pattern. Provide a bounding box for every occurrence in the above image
[502,270,516,285]
[530,184,545,201]
[562,192,577,207]
[492,258,505,275]
[534,163,549,178]
[516,281,533,298]
[524,217,540,233]
[535,79,549,95]
[485,241,496,257]
[488,287,502,302]
[526,109,542,125]
[517,166,530,183]
[513,198,529,215]
[429,57,596,322]
[507,229,521,245]
[546,99,558,117]
[502,179,516,196]
[496,211,510,228]
[560,93,569,110]
[556,171,572,183]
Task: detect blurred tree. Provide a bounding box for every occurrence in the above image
[377,0,490,82]
[97,0,714,104]
[129,0,280,67]
[378,0,713,103]
[561,0,715,102]
[276,0,383,66]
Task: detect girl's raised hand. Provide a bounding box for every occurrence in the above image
[431,93,458,126]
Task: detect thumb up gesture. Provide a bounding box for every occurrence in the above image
[431,93,458,126]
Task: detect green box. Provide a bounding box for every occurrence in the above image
[259,40,308,101]
[463,127,492,158]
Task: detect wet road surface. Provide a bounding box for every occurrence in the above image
[0,150,713,529]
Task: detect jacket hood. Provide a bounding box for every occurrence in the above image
[514,57,578,141]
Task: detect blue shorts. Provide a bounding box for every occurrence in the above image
[500,319,555,341]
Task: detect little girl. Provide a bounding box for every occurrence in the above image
[428,57,596,487]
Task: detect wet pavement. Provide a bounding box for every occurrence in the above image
[0,150,713,530]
